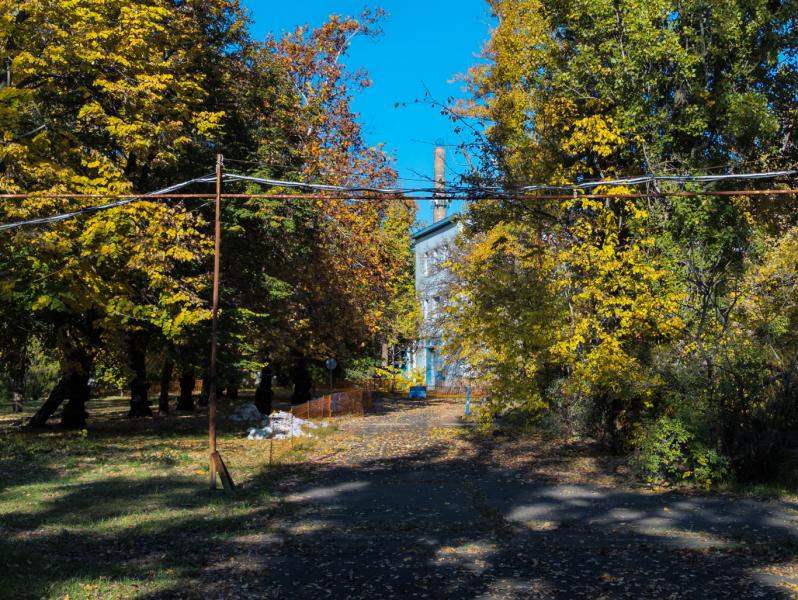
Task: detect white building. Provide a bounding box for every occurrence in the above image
[406,212,465,387]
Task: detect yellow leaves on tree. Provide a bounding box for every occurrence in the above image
[548,196,685,423]
[4,1,225,192]
[446,195,685,442]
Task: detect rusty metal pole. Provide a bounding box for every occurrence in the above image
[209,154,223,490]
[269,434,274,467]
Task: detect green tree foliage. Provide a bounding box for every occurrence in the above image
[462,0,798,182]
[448,0,798,480]
[0,4,415,423]
[0,0,233,424]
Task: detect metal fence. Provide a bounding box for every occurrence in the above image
[425,384,486,398]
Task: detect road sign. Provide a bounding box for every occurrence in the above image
[325,358,337,390]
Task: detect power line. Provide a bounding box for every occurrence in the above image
[3,188,798,232]
[0,175,216,232]
[542,170,798,191]
[225,169,798,195]
[221,169,798,195]
[455,170,798,194]
[1,169,797,232]
[223,172,408,195]
[2,169,794,199]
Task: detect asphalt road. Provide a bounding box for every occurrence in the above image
[217,398,798,599]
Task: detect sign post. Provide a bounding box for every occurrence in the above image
[325,358,337,392]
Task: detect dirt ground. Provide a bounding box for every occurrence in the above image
[206,396,798,599]
[3,394,798,599]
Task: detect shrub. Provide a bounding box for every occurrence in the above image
[636,416,693,483]
[375,365,424,392]
[0,337,59,411]
[344,357,381,383]
[546,378,593,438]
[635,416,730,489]
[712,346,798,481]
[691,447,731,490]
[23,337,60,406]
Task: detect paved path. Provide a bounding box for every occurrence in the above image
[225,398,798,599]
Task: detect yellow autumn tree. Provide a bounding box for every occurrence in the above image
[0,0,243,425]
[452,0,798,483]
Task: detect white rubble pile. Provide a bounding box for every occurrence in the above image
[228,403,263,422]
[246,410,328,440]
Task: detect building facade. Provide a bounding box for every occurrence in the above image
[406,213,465,387]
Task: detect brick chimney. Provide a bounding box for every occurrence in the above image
[433,146,447,223]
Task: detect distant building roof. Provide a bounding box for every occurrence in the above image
[411,213,459,244]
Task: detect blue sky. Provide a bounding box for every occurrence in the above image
[243,1,494,225]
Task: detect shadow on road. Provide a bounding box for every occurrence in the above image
[1,397,797,599]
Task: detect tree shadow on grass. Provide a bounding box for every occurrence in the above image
[0,472,285,599]
[3,430,798,599]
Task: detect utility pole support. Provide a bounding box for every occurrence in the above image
[209,153,235,493]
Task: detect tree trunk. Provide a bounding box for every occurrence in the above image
[11,389,23,413]
[128,343,152,418]
[10,344,28,413]
[176,367,195,411]
[158,357,174,415]
[255,364,273,415]
[604,396,624,454]
[29,315,96,428]
[291,356,312,405]
[61,371,90,429]
[27,375,70,428]
[198,368,210,407]
[381,342,389,367]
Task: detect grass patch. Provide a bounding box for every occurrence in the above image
[725,480,798,501]
[0,396,332,599]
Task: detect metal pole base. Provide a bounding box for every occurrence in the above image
[210,451,236,493]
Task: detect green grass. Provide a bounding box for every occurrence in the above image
[0,396,332,599]
[725,480,798,501]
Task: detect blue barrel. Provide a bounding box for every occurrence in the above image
[409,385,427,399]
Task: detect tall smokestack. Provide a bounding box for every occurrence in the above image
[433,146,447,223]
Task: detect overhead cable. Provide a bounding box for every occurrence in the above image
[223,170,798,197]
[1,169,796,232]
[222,173,407,195]
[0,175,216,233]
[542,170,798,191]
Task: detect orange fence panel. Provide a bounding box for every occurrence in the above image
[291,387,373,419]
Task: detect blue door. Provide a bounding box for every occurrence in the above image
[425,347,435,387]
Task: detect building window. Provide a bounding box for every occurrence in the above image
[441,243,450,267]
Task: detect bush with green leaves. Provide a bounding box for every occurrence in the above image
[691,447,731,491]
[635,416,729,489]
[636,416,693,483]
[344,357,381,384]
[0,337,59,412]
[22,337,60,407]
[375,365,425,392]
